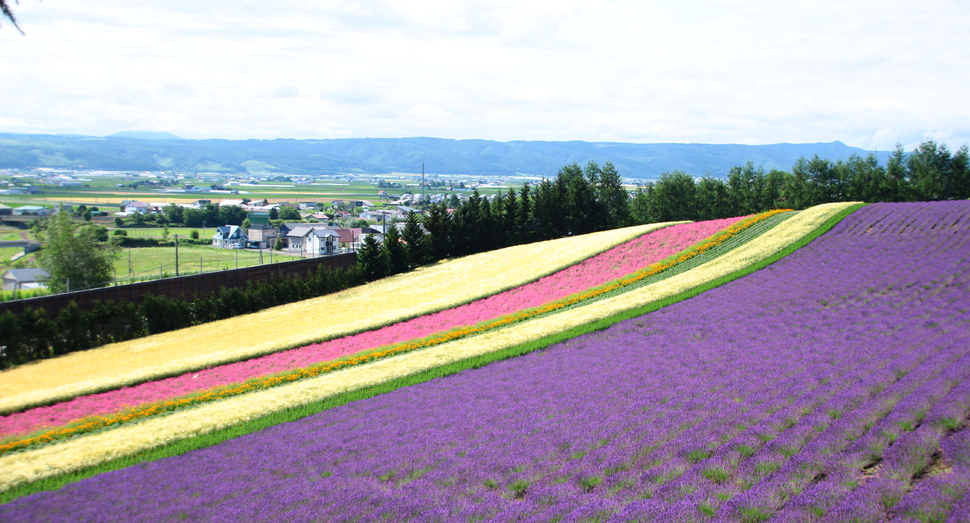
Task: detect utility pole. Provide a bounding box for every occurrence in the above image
[421,162,426,204]
[175,234,179,276]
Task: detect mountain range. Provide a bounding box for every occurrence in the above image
[0,132,889,179]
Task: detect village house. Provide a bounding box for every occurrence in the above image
[1,268,49,291]
[13,205,50,216]
[247,226,278,249]
[211,225,249,249]
[123,201,150,214]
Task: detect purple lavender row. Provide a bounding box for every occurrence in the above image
[2,201,969,522]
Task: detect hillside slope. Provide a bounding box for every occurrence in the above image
[2,201,967,521]
[0,133,888,177]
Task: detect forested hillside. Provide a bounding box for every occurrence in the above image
[0,133,887,177]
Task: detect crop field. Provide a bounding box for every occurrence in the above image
[0,201,968,522]
[0,177,510,212]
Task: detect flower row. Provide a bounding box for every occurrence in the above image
[0,215,768,452]
[0,223,667,416]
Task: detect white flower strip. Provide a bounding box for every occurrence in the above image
[0,204,855,491]
[0,223,675,415]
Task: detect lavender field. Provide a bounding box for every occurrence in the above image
[3,201,969,522]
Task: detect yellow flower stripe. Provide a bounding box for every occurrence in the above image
[0,222,678,416]
[0,210,784,456]
[0,203,858,492]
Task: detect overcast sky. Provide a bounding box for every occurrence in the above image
[1,1,967,151]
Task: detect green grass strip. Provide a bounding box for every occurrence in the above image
[0,204,866,505]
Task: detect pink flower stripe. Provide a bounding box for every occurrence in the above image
[0,217,744,440]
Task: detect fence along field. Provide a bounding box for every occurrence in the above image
[1,201,968,522]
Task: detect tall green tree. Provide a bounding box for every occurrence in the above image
[219,205,248,226]
[885,144,911,202]
[183,208,204,227]
[695,177,732,220]
[382,224,408,275]
[423,203,452,261]
[163,203,185,225]
[907,139,958,200]
[401,211,427,269]
[279,206,302,221]
[727,162,765,215]
[357,234,390,281]
[39,212,120,293]
[517,182,534,243]
[649,170,698,221]
[598,161,631,228]
[531,178,557,240]
[501,188,520,246]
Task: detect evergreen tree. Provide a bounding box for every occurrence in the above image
[517,182,534,243]
[501,188,520,246]
[885,144,910,202]
[451,190,483,256]
[695,177,732,220]
[357,234,390,281]
[401,211,427,269]
[598,161,631,228]
[382,224,408,275]
[631,184,659,224]
[650,171,698,221]
[532,178,560,240]
[952,145,970,199]
[423,203,452,261]
[763,170,789,209]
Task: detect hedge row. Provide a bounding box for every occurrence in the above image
[0,265,364,369]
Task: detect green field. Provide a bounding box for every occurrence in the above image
[114,245,300,283]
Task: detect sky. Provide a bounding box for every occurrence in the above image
[1,0,968,152]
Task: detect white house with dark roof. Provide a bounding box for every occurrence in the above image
[123,201,150,214]
[211,225,249,249]
[285,225,334,252]
[305,229,340,255]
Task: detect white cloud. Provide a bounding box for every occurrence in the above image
[0,0,967,151]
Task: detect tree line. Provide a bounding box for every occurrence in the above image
[632,139,970,222]
[356,160,631,280]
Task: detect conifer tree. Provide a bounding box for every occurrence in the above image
[357,234,390,281]
[382,223,408,275]
[401,211,427,269]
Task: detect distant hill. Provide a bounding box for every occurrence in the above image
[0,133,889,179]
[106,131,184,140]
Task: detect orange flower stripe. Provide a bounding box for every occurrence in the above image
[0,210,791,456]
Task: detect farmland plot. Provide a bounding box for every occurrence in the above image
[1,202,965,522]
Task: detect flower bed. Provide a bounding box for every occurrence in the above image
[0,203,853,491]
[0,217,746,444]
[0,223,670,416]
[2,201,967,521]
